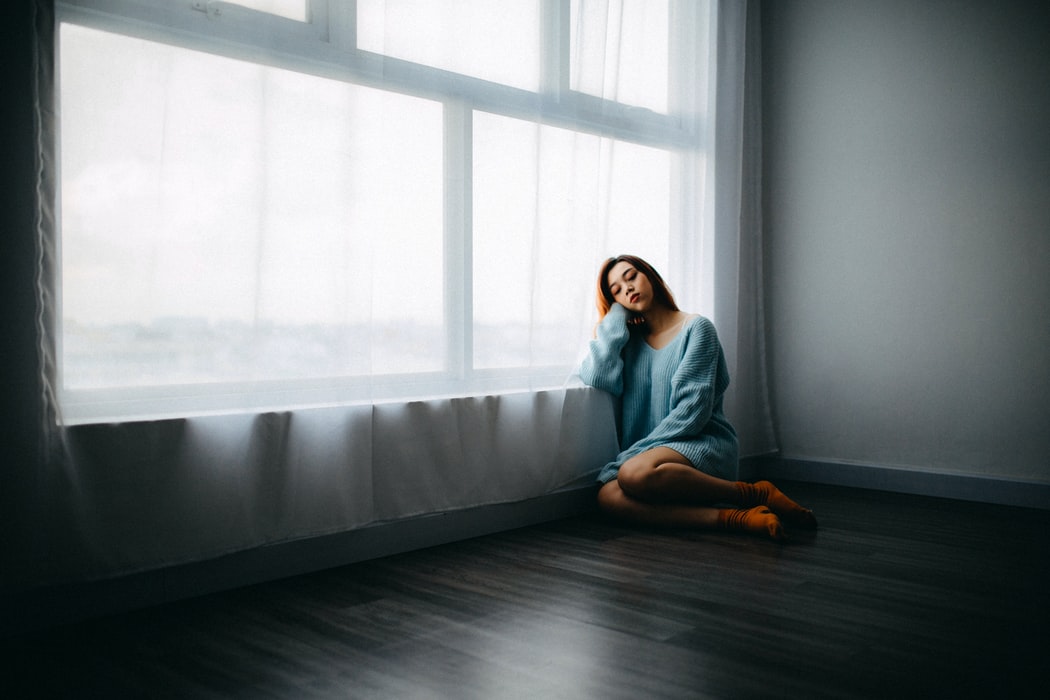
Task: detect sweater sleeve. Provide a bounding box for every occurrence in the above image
[578,303,631,396]
[628,317,727,451]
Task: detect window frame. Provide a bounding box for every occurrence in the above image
[54,0,708,423]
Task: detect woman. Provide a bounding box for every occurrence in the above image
[579,255,816,541]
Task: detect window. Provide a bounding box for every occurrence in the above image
[472,111,672,370]
[356,0,543,91]
[55,0,709,422]
[571,0,670,112]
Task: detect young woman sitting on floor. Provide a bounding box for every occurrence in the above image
[579,255,817,541]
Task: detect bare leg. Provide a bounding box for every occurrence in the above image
[614,447,816,526]
[597,480,786,541]
[597,479,722,528]
[598,447,814,539]
[614,447,740,504]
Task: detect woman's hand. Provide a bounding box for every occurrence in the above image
[611,302,645,327]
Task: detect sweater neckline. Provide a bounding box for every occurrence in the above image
[642,314,697,351]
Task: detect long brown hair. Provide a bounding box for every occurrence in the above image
[595,255,679,323]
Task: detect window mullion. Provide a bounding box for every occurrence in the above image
[444,101,472,382]
[541,0,569,99]
[319,0,352,50]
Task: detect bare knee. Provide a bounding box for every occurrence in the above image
[597,481,629,515]
[618,450,686,497]
[616,459,655,497]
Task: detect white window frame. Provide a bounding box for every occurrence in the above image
[54,0,710,422]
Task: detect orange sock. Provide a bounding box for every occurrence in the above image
[735,480,818,529]
[718,506,786,541]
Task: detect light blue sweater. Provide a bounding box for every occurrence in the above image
[579,303,738,484]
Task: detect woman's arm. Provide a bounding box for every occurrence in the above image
[630,317,727,449]
[579,303,631,396]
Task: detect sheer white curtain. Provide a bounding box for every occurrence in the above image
[53,0,702,423]
[708,0,777,459]
[25,0,770,588]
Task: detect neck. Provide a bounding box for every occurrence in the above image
[642,305,680,334]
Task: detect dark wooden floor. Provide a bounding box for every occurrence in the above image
[3,481,1048,699]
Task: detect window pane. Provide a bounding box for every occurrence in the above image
[571,0,669,113]
[357,0,542,91]
[60,24,445,390]
[223,0,308,22]
[472,111,671,370]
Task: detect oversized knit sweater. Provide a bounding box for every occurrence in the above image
[579,303,738,484]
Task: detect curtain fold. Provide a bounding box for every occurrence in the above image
[708,0,777,458]
[19,391,612,585]
[33,0,62,458]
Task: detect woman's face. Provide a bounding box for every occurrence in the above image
[606,261,654,313]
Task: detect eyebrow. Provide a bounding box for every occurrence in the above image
[608,267,635,289]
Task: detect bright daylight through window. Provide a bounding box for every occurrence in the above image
[56,0,706,422]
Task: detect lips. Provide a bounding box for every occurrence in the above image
[629,293,640,303]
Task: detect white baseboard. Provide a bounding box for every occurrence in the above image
[754,457,1050,510]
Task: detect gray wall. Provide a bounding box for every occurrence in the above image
[762,0,1050,483]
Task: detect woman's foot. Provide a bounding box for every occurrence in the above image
[718,506,786,541]
[735,480,818,529]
